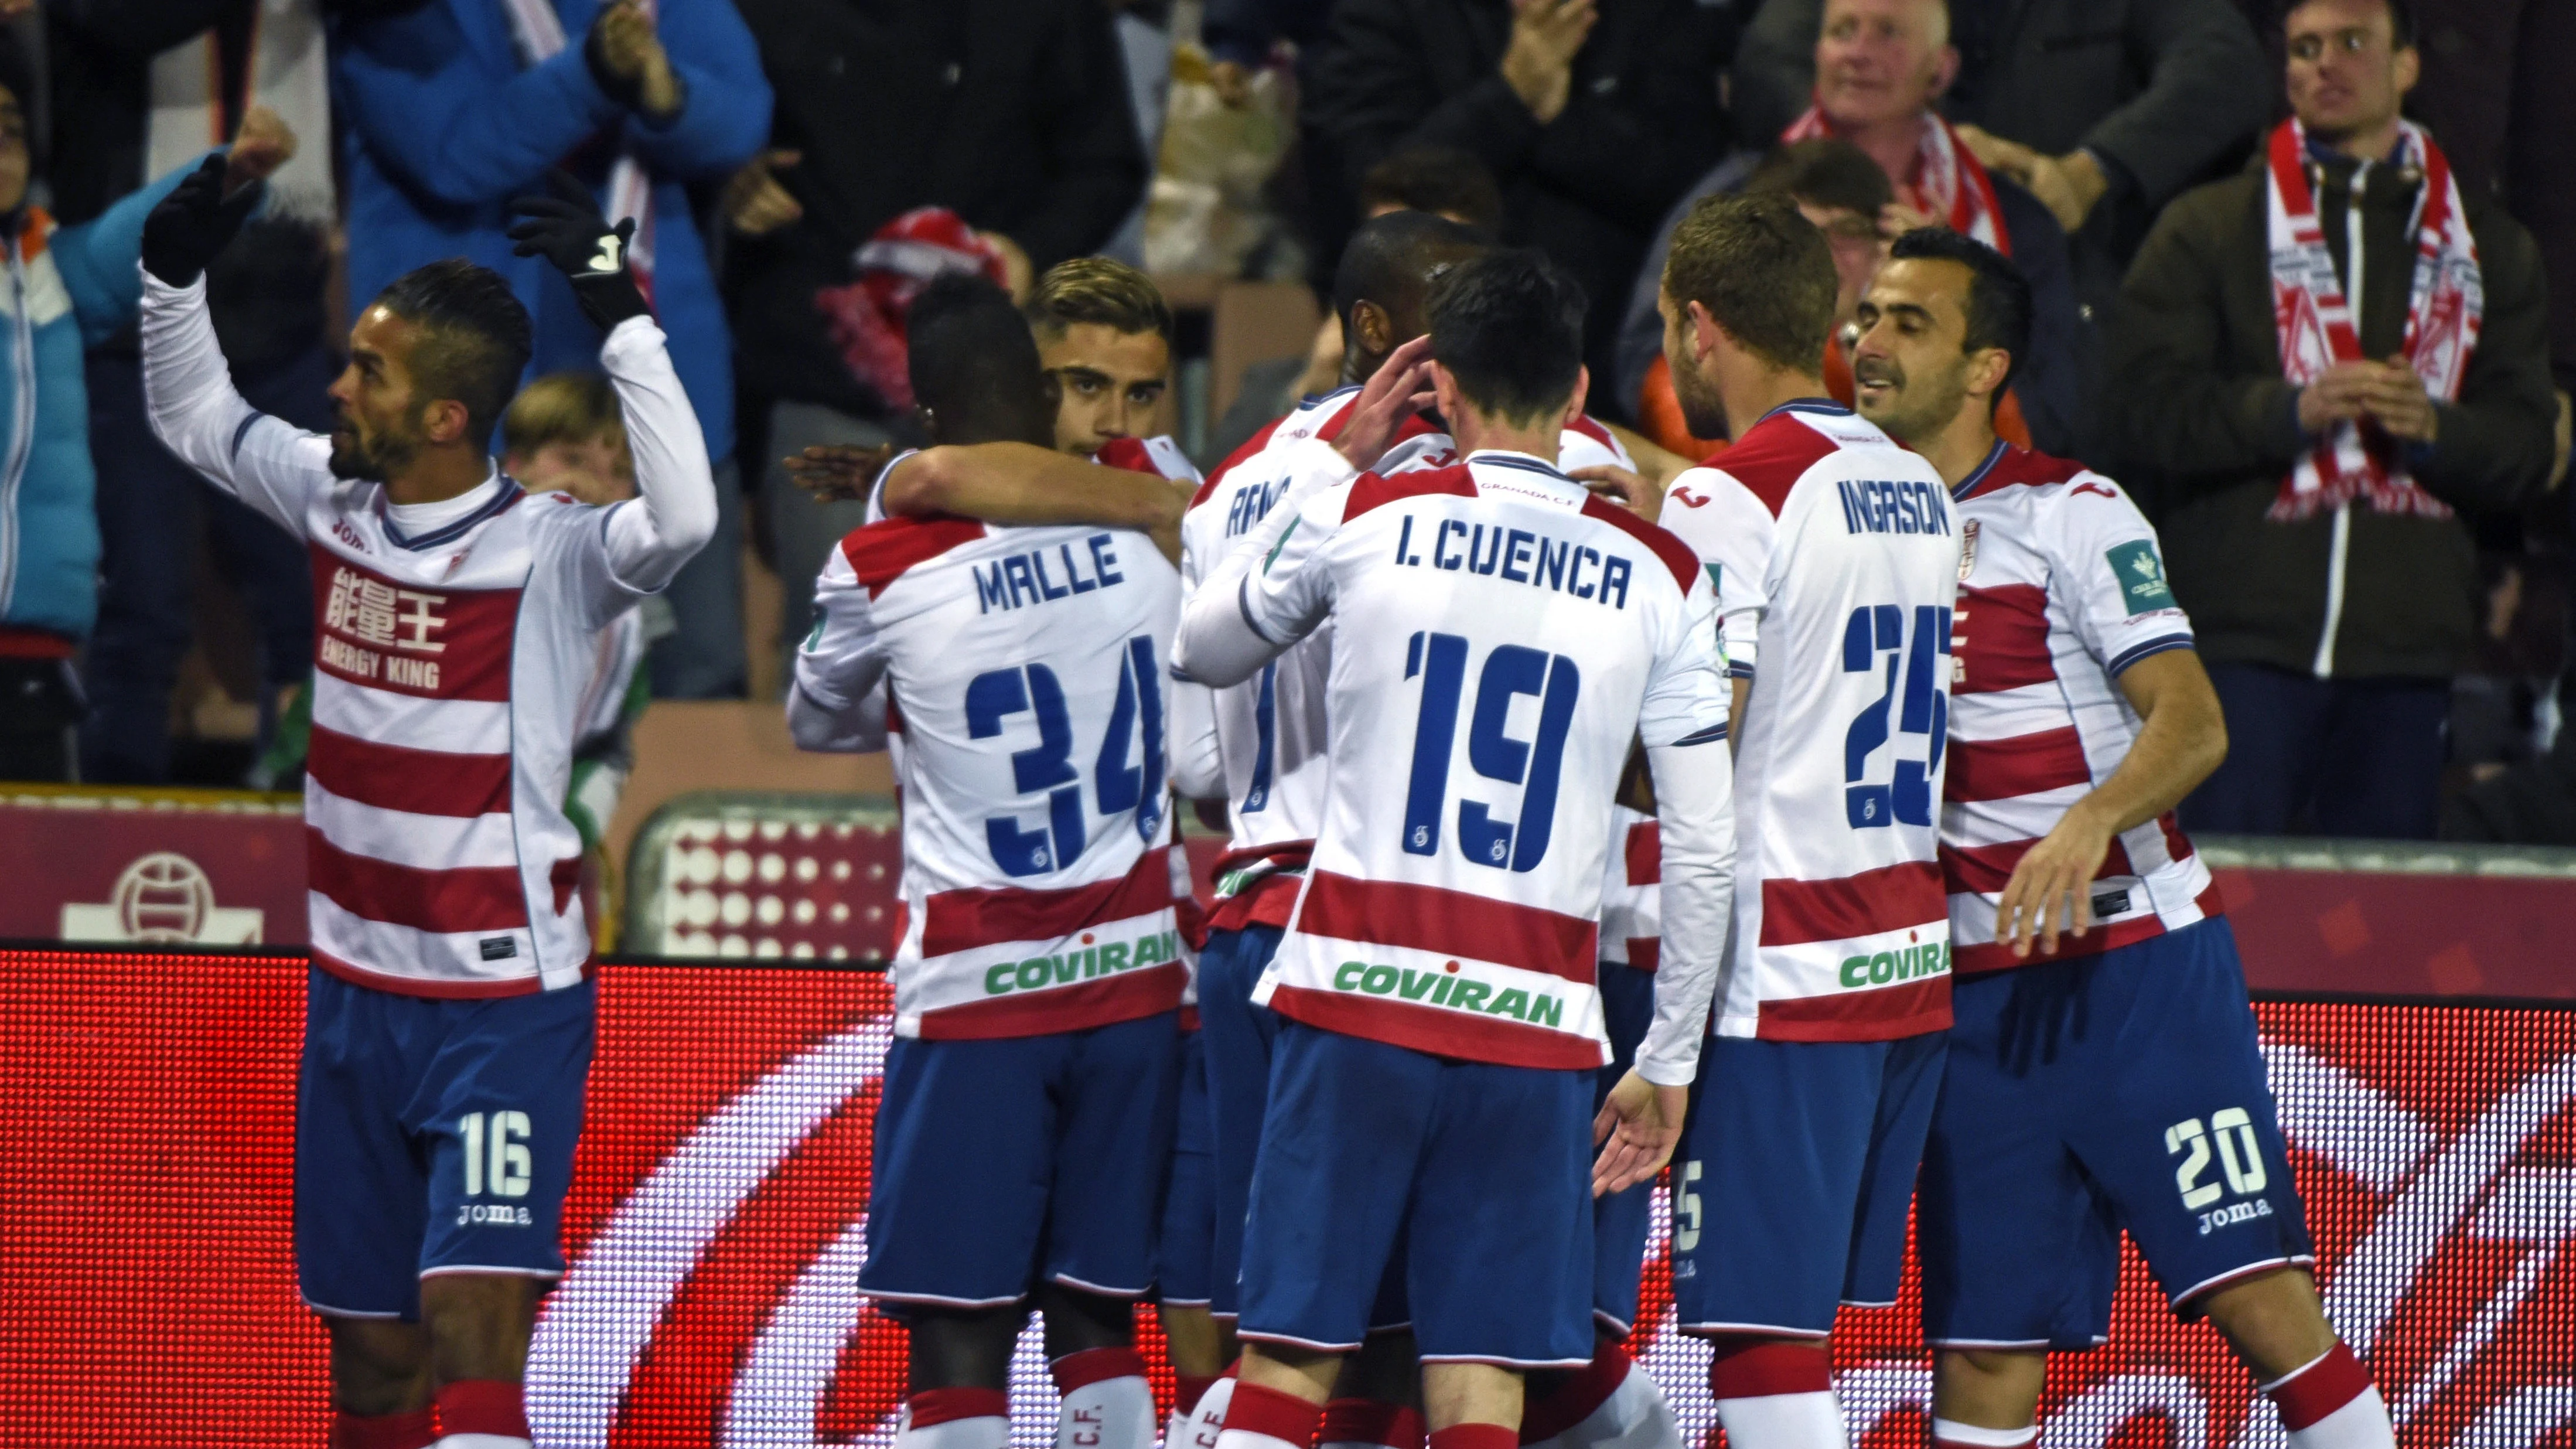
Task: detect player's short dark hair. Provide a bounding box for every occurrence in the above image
[1661,192,1837,376]
[1025,257,1173,343]
[1332,210,1492,332]
[371,259,535,448]
[2281,0,2415,47]
[908,272,1053,443]
[1887,227,2032,400]
[1745,138,1895,220]
[1425,248,1586,426]
[1357,146,1505,234]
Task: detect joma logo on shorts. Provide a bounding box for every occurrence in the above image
[1837,942,1951,988]
[981,930,1179,995]
[1332,961,1565,1028]
[2197,1199,2275,1236]
[456,1203,535,1228]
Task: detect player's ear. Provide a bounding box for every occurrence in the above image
[1967,346,2012,404]
[1562,366,1591,433]
[1350,300,1393,359]
[420,397,473,447]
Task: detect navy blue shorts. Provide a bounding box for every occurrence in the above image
[1238,1022,1594,1366]
[1671,1030,1945,1337]
[1920,918,2314,1350]
[295,969,595,1320]
[1592,959,1658,1337]
[1199,923,1285,1317]
[861,1010,1179,1307]
[1159,1024,1217,1305]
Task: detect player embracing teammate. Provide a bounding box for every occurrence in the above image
[1846,229,2397,1449]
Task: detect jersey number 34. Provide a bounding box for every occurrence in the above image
[965,636,1166,877]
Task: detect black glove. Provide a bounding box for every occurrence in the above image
[507,169,651,332]
[141,155,262,288]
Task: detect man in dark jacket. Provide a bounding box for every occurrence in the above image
[1303,0,1734,381]
[724,0,1148,666]
[2103,0,2556,840]
[1734,0,2266,323]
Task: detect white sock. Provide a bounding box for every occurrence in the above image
[899,1389,1012,1449]
[1712,1392,1843,1449]
[1183,1376,1237,1449]
[1930,1420,2038,1449]
[1055,1348,1159,1449]
[1527,1366,1683,1449]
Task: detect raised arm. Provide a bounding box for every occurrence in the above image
[510,173,719,594]
[138,157,325,534]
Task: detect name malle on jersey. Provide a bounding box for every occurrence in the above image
[971,531,1136,613]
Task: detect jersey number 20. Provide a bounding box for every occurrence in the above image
[1842,604,1951,829]
[965,636,1166,877]
[1400,630,1580,872]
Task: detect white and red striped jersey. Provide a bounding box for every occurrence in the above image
[1657,401,1961,1042]
[141,277,715,998]
[791,513,1185,1040]
[1176,385,1639,933]
[1174,449,1735,1079]
[1599,805,1661,970]
[1943,442,2218,971]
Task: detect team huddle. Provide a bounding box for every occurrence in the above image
[134,129,2394,1449]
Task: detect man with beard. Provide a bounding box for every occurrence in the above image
[1848,227,2394,1449]
[139,165,714,1449]
[1646,193,1958,1449]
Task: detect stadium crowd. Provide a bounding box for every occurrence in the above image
[0,0,2567,843]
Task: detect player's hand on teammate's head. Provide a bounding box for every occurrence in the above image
[1331,333,1439,473]
[784,444,900,504]
[141,154,263,288]
[508,169,653,332]
[1591,1069,1687,1196]
[1570,463,1661,522]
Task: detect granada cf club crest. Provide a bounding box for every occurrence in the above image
[1957,519,1980,581]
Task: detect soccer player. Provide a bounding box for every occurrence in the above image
[1179,212,1674,1449]
[1644,193,1960,1449]
[1172,248,1736,1449]
[789,274,1185,1449]
[139,164,714,1449]
[1847,229,2395,1449]
[1028,256,1202,487]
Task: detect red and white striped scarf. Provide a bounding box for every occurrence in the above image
[1781,103,2011,256]
[2264,116,2481,521]
[497,0,657,304]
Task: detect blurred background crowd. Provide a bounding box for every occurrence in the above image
[0,0,2568,848]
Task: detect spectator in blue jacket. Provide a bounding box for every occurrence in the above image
[0,43,279,780]
[330,0,770,697]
